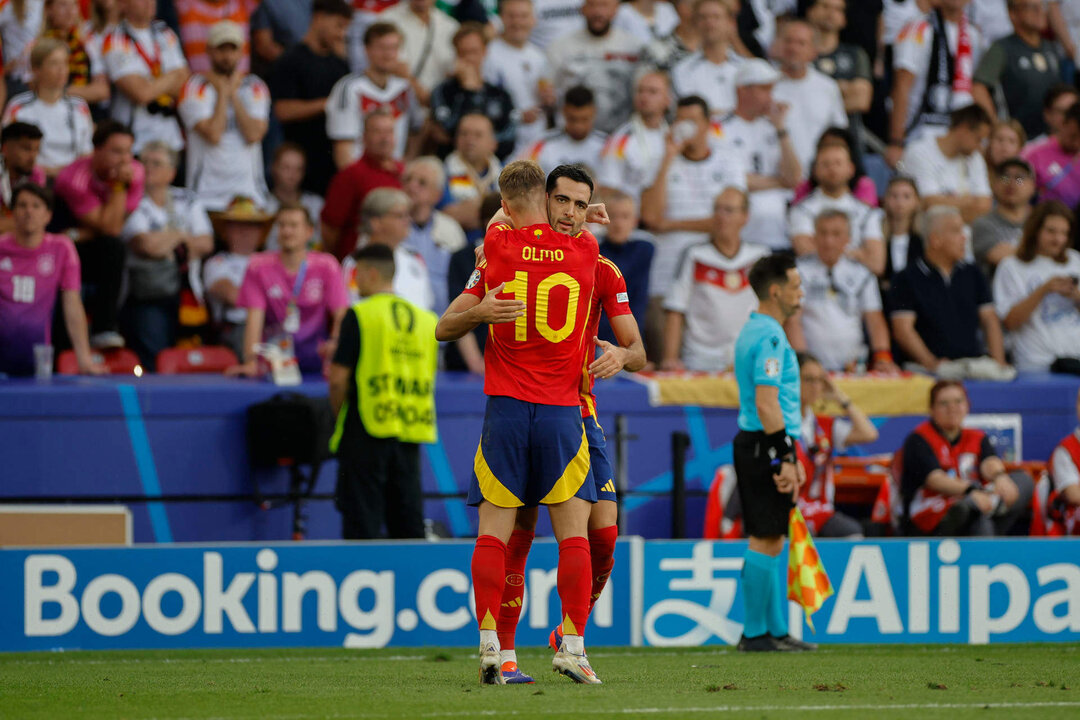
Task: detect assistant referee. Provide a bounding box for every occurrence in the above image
[732,253,816,653]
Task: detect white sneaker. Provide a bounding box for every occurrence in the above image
[552,649,602,684]
[479,642,505,685]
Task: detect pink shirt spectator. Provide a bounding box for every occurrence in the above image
[0,233,81,375]
[236,250,348,372]
[792,175,880,207]
[53,156,145,224]
[1021,136,1080,208]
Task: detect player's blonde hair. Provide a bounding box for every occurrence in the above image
[498,160,546,213]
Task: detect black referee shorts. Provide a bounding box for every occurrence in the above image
[732,430,795,538]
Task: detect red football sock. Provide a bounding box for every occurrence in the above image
[472,535,507,633]
[587,525,618,615]
[497,528,533,650]
[556,536,591,637]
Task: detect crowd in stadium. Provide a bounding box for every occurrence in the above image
[1,0,1080,536]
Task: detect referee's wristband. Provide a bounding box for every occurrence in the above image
[765,430,797,466]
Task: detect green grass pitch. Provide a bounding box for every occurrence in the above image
[1,644,1078,719]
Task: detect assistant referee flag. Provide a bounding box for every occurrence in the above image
[787,507,833,632]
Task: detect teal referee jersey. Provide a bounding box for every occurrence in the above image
[734,312,801,436]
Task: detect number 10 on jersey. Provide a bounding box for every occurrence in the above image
[503,270,581,343]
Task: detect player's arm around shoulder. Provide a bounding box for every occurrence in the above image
[435,278,526,341]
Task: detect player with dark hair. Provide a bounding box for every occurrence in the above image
[731,253,816,652]
[436,160,602,685]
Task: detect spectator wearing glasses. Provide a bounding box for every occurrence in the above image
[971,157,1035,281]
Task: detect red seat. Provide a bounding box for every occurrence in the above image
[156,346,238,374]
[56,347,141,375]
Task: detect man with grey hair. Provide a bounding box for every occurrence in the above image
[342,187,433,310]
[402,156,467,314]
[889,205,1016,381]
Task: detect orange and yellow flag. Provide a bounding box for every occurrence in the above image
[787,506,833,633]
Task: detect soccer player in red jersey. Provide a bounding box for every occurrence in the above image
[435,161,602,685]
[492,180,646,682]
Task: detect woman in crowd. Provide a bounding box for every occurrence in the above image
[993,200,1080,373]
[792,127,878,207]
[879,175,922,283]
[984,120,1026,182]
[41,0,110,106]
[898,380,1033,536]
[795,353,878,538]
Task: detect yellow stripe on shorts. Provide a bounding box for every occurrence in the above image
[474,442,524,508]
[540,426,591,505]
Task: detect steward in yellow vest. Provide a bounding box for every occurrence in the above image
[328,245,438,539]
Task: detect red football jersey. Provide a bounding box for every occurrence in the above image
[463,222,599,405]
[579,252,632,418]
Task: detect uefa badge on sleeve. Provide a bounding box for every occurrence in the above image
[764,357,780,378]
[466,269,481,290]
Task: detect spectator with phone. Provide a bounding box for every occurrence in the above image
[993,200,1080,373]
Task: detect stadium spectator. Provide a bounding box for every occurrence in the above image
[249,0,311,74]
[900,104,992,224]
[103,0,189,154]
[0,122,46,234]
[887,0,983,167]
[231,202,348,376]
[983,120,1026,178]
[83,0,121,51]
[0,0,44,88]
[343,187,433,310]
[326,22,423,169]
[898,379,1033,536]
[429,22,516,160]
[381,0,459,100]
[2,39,92,177]
[772,17,847,174]
[482,0,555,156]
[1050,1,1080,81]
[173,0,254,75]
[880,175,923,280]
[521,85,605,176]
[1047,387,1080,535]
[889,206,1014,380]
[613,0,678,41]
[791,128,879,208]
[722,59,801,252]
[807,0,872,152]
[120,140,212,369]
[993,200,1080,373]
[329,243,437,541]
[597,72,671,203]
[178,21,270,212]
[662,186,767,371]
[788,143,885,275]
[1021,101,1080,208]
[595,188,653,348]
[1032,83,1079,143]
[972,0,1060,139]
[203,196,271,356]
[530,0,584,49]
[321,108,404,261]
[547,0,642,134]
[971,157,1034,280]
[795,352,877,538]
[40,0,111,106]
[638,0,699,74]
[641,95,746,363]
[669,0,741,119]
[53,121,145,350]
[440,112,501,236]
[401,156,466,314]
[443,190,500,373]
[787,209,896,373]
[266,0,351,196]
[263,144,324,252]
[0,183,104,376]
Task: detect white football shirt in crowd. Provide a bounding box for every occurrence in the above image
[0,0,43,82]
[900,132,991,199]
[796,254,883,371]
[613,1,679,43]
[529,0,584,49]
[203,252,251,324]
[2,93,93,169]
[483,38,553,154]
[547,26,642,134]
[993,250,1080,372]
[178,74,271,212]
[520,128,607,175]
[788,189,885,250]
[772,67,848,172]
[380,3,459,93]
[670,50,743,118]
[597,115,668,200]
[721,112,792,251]
[342,245,433,310]
[664,241,768,370]
[325,72,423,161]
